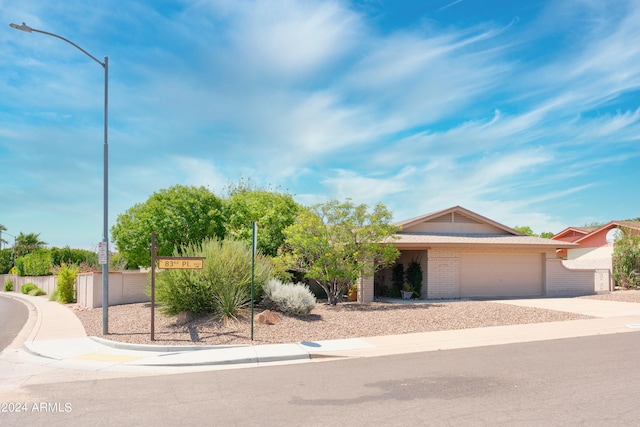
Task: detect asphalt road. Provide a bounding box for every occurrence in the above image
[1,331,639,426]
[0,295,28,351]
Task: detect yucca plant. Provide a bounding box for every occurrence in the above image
[154,238,273,320]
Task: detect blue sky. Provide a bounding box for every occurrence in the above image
[1,0,639,250]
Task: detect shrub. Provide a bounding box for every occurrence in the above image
[15,257,24,276]
[392,263,404,292]
[406,260,423,297]
[613,230,640,289]
[109,252,131,271]
[4,279,13,292]
[28,287,46,296]
[17,250,53,276]
[154,238,273,319]
[21,283,38,294]
[262,279,316,316]
[0,248,13,274]
[50,247,99,270]
[56,263,78,303]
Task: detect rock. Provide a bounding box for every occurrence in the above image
[176,311,196,325]
[256,310,283,325]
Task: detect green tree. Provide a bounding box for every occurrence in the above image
[224,180,300,257]
[514,225,536,236]
[50,247,99,269]
[0,248,13,274]
[612,227,640,289]
[514,226,554,238]
[584,221,606,228]
[282,199,400,305]
[111,185,226,267]
[15,232,47,257]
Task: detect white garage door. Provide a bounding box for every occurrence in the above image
[460,252,543,298]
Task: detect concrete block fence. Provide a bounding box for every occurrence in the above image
[1,271,150,308]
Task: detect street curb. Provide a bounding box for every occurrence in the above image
[0,293,40,348]
[89,336,251,353]
[22,340,59,360]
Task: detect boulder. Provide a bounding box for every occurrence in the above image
[256,310,283,325]
[176,311,196,325]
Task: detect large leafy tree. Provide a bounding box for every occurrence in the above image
[111,185,225,267]
[224,181,300,257]
[283,199,400,305]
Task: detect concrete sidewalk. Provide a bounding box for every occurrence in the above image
[2,293,640,373]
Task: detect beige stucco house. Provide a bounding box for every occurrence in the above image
[359,206,610,302]
[552,220,640,286]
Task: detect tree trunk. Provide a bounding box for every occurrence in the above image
[328,290,339,305]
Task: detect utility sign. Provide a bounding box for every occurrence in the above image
[157,257,205,270]
[98,242,108,265]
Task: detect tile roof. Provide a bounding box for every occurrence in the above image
[391,233,577,248]
[612,220,640,230]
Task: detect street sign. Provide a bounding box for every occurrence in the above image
[98,242,108,265]
[157,257,205,270]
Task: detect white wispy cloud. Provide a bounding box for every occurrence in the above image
[2,0,640,247]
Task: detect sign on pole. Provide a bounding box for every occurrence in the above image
[98,241,108,265]
[157,257,205,270]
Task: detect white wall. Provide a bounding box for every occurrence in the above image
[568,246,613,261]
[1,271,150,308]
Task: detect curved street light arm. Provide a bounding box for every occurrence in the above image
[10,22,105,68]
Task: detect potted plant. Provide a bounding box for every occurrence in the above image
[347,283,358,301]
[401,283,414,300]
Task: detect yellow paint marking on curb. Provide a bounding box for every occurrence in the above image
[74,353,143,363]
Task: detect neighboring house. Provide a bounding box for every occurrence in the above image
[552,220,640,274]
[359,206,609,302]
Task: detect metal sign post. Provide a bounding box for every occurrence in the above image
[150,232,156,341]
[251,222,257,341]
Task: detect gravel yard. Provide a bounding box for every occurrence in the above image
[70,290,640,347]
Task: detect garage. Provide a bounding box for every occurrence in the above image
[459,252,543,298]
[362,206,578,302]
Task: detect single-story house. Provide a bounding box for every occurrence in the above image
[552,220,640,273]
[359,206,610,302]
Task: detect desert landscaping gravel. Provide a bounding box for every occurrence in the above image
[70,290,639,347]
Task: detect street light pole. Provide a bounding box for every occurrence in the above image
[10,22,110,334]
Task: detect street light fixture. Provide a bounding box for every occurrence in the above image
[9,22,110,334]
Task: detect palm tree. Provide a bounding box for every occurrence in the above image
[15,232,47,257]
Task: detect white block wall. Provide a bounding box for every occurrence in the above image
[76,271,150,308]
[426,249,460,299]
[545,258,610,295]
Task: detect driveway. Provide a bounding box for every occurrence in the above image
[489,297,640,318]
